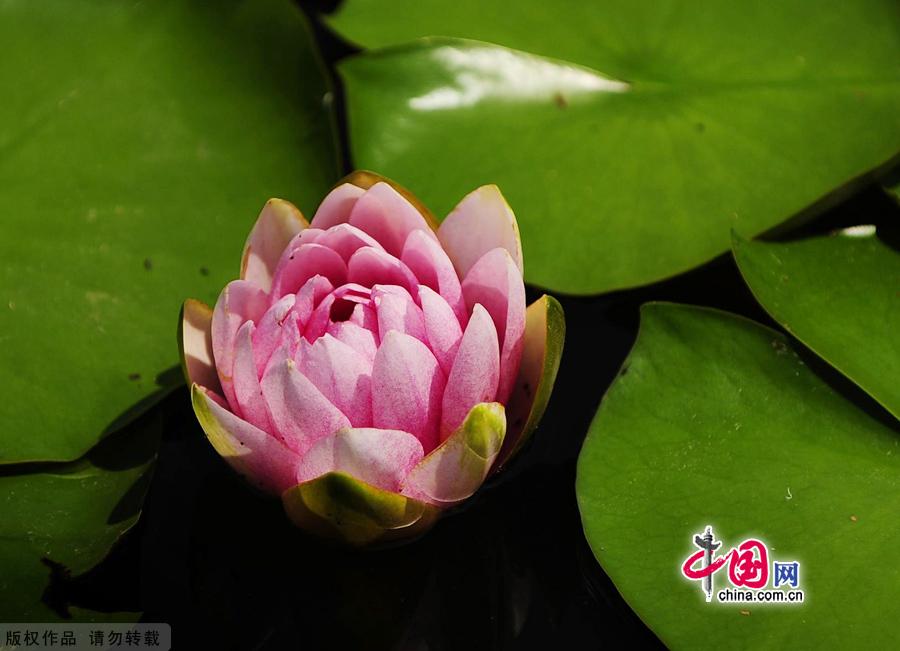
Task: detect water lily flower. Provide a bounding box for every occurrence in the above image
[180,172,564,546]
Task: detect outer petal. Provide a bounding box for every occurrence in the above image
[179,299,220,394]
[347,246,419,296]
[402,402,506,506]
[462,248,526,404]
[401,230,467,323]
[296,428,424,492]
[232,321,272,433]
[309,182,366,230]
[211,280,268,414]
[341,170,441,231]
[438,185,524,279]
[372,285,426,343]
[241,198,307,292]
[281,472,440,547]
[418,286,463,376]
[349,182,438,257]
[371,331,445,452]
[440,304,499,440]
[191,384,301,495]
[295,334,373,427]
[494,295,565,471]
[260,357,351,454]
[270,243,347,299]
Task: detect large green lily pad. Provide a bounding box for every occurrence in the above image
[333,0,900,293]
[576,303,899,648]
[0,409,160,621]
[734,230,900,419]
[0,0,339,463]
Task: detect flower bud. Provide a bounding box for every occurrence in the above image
[180,172,564,545]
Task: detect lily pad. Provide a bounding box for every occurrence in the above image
[0,409,160,621]
[0,0,339,463]
[333,0,900,294]
[733,230,900,419]
[576,303,899,648]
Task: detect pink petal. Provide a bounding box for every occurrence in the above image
[295,334,373,427]
[371,331,445,453]
[270,243,347,299]
[310,183,366,230]
[418,286,463,375]
[296,227,326,245]
[241,199,307,293]
[348,302,379,335]
[401,230,467,324]
[291,274,335,328]
[232,321,273,433]
[332,283,373,302]
[372,285,426,343]
[327,320,378,362]
[260,358,351,455]
[347,246,419,295]
[314,223,384,261]
[251,294,296,375]
[191,384,302,495]
[438,185,524,279]
[296,427,424,492]
[268,228,325,286]
[261,340,292,383]
[181,299,220,394]
[211,280,268,415]
[348,182,437,257]
[275,312,302,364]
[461,248,526,404]
[302,293,336,342]
[440,305,499,439]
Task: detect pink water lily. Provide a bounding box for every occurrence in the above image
[180,172,564,545]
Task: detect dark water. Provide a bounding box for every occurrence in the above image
[50,3,900,647]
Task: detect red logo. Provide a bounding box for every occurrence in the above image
[681,526,802,604]
[681,527,771,601]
